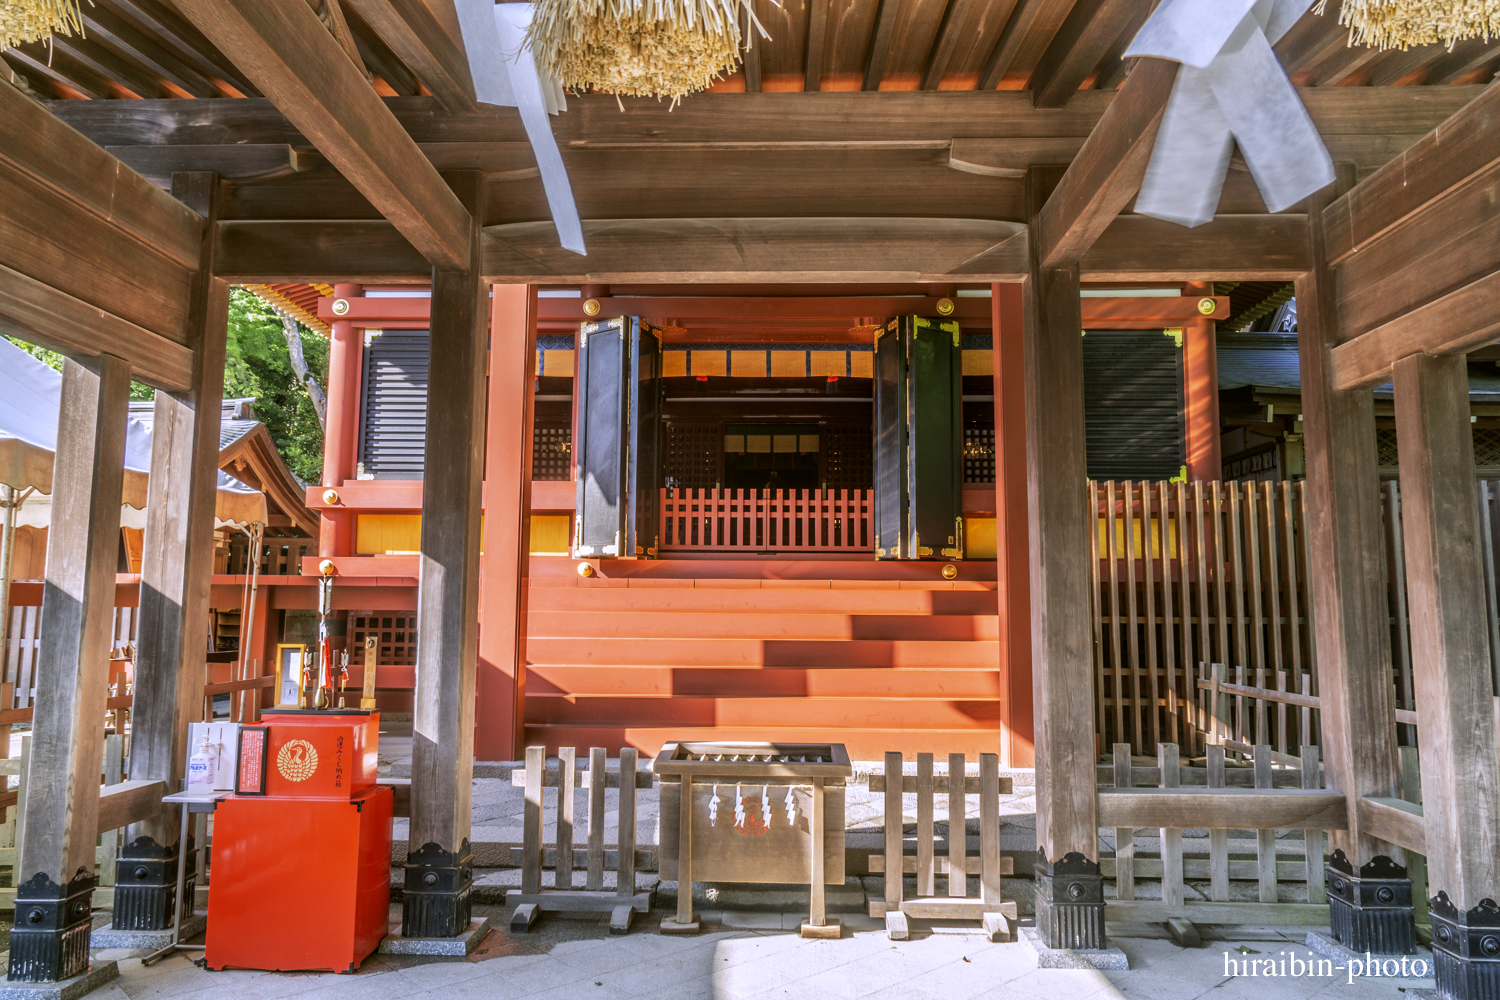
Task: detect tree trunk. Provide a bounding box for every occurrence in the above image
[280,314,328,430]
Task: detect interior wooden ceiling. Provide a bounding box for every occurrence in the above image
[4,0,1497,105]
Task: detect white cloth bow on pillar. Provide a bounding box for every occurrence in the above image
[1124,0,1335,228]
[453,0,585,254]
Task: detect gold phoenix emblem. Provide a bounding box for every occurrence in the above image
[276,739,319,782]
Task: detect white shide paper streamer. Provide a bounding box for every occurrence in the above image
[1125,0,1335,228]
[454,0,585,254]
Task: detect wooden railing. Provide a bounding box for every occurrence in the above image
[659,489,872,553]
[1089,478,1500,755]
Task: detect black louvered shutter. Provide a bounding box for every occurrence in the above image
[358,331,429,479]
[1082,329,1185,480]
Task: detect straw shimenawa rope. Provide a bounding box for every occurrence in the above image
[1315,0,1500,51]
[1,0,86,50]
[527,0,765,104]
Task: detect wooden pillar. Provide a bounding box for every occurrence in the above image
[320,282,362,559]
[1392,353,1500,996]
[992,282,1033,769]
[7,355,131,983]
[1182,281,1221,482]
[402,171,485,939]
[1023,168,1104,950]
[476,285,536,761]
[114,172,230,934]
[1297,170,1413,955]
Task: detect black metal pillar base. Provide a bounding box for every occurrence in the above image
[7,870,95,983]
[112,836,199,932]
[401,841,473,939]
[1431,894,1500,1000]
[1326,851,1416,955]
[1034,850,1106,951]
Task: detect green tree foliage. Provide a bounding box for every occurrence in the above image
[4,338,154,400]
[225,287,329,484]
[5,289,328,483]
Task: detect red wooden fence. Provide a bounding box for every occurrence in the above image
[659,489,872,553]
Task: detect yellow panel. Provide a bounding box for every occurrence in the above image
[810,351,847,378]
[725,434,745,453]
[772,434,797,453]
[730,350,766,378]
[356,514,422,555]
[962,349,993,376]
[746,434,771,453]
[797,434,819,453]
[965,517,997,559]
[530,515,570,555]
[770,351,807,378]
[663,351,688,377]
[850,352,873,378]
[542,349,575,377]
[691,351,727,377]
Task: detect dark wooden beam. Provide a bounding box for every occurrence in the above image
[10,354,132,982]
[1297,167,1405,865]
[345,6,423,97]
[6,43,112,99]
[1083,214,1310,280]
[109,144,307,184]
[1423,38,1496,85]
[0,263,193,391]
[178,0,472,270]
[1392,352,1500,914]
[0,81,202,269]
[1367,43,1444,86]
[123,171,230,933]
[1277,9,1351,76]
[862,0,903,90]
[977,0,1076,91]
[1330,271,1500,392]
[213,212,1311,283]
[47,33,172,98]
[1028,0,1138,108]
[341,0,478,112]
[1306,37,1383,86]
[46,86,1484,147]
[921,0,977,91]
[404,170,486,938]
[107,0,262,96]
[805,0,830,92]
[1034,56,1177,268]
[1023,165,1101,930]
[83,4,220,97]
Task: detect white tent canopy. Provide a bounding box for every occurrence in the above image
[0,339,267,528]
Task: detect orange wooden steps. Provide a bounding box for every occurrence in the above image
[525,637,999,668]
[527,611,999,641]
[527,586,997,615]
[522,573,1005,758]
[527,665,1002,699]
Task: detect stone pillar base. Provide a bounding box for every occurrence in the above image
[1327,851,1417,956]
[400,841,474,939]
[1034,850,1106,952]
[1431,893,1500,1000]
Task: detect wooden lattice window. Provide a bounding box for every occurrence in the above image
[1475,429,1500,468]
[533,422,572,481]
[821,423,873,491]
[349,613,417,667]
[964,426,996,484]
[664,422,723,491]
[1377,428,1400,468]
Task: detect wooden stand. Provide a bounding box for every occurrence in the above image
[868,752,1017,941]
[506,747,652,935]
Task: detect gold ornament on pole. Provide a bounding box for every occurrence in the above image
[526,0,767,104]
[1,0,86,50]
[1315,0,1500,51]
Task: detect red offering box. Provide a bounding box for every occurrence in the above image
[204,787,392,973]
[242,711,378,799]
